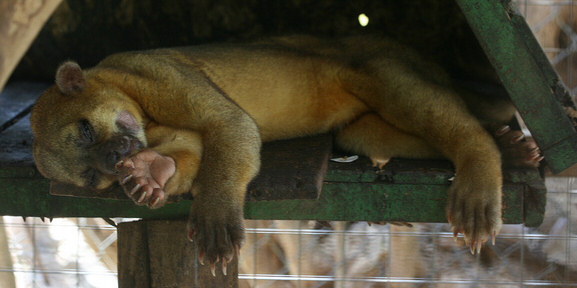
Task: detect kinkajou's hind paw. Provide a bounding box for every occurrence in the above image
[115,149,175,208]
[495,125,543,168]
[370,157,390,170]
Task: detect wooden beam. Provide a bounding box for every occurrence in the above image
[0,0,62,92]
[49,134,333,201]
[118,220,238,288]
[0,158,546,227]
[456,0,577,174]
[0,224,15,288]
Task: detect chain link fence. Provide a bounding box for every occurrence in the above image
[1,1,576,287]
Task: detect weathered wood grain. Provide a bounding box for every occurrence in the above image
[0,0,61,91]
[118,220,238,288]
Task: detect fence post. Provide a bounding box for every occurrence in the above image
[118,219,238,288]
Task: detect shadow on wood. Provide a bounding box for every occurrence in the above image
[118,220,238,288]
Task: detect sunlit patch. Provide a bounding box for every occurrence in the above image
[358,13,369,27]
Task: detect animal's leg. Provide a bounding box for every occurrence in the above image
[339,113,542,170]
[104,57,262,272]
[336,113,442,169]
[459,87,543,168]
[341,63,503,253]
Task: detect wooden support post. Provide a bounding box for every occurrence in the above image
[0,222,16,288]
[0,0,62,92]
[118,219,238,288]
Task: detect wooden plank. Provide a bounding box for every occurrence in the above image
[244,182,526,225]
[118,220,238,288]
[326,158,455,184]
[148,220,238,288]
[0,83,49,166]
[524,179,547,227]
[0,82,330,200]
[0,0,62,92]
[456,0,577,174]
[50,134,332,201]
[117,220,151,288]
[0,223,16,288]
[0,160,545,226]
[0,82,546,226]
[246,134,331,201]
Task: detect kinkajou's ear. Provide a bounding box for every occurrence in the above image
[55,61,85,95]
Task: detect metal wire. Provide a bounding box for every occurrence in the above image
[2,1,577,287]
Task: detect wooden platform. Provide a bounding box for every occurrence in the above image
[0,81,546,227]
[458,0,577,174]
[3,1,577,287]
[4,0,577,230]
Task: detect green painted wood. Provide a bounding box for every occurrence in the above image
[0,179,533,225]
[0,70,546,227]
[326,159,454,185]
[49,135,333,202]
[456,0,577,174]
[523,181,547,227]
[0,159,544,227]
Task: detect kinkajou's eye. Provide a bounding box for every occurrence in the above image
[79,119,95,144]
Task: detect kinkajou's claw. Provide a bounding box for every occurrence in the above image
[121,174,133,184]
[137,191,147,203]
[129,183,141,195]
[210,263,216,277]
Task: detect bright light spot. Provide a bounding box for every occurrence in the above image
[358,13,369,27]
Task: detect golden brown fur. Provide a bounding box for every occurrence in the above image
[31,35,509,272]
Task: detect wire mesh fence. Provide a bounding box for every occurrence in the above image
[518,0,577,97]
[0,217,117,288]
[238,177,577,287]
[1,1,577,287]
